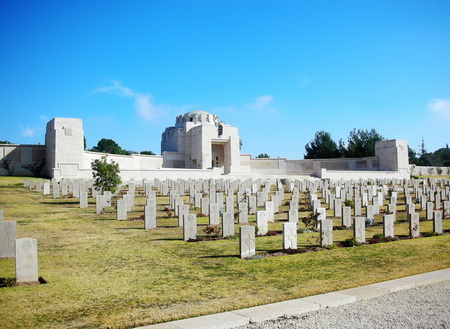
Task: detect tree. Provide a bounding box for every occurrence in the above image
[140,150,156,155]
[90,138,129,155]
[304,131,340,159]
[0,140,12,144]
[91,156,121,194]
[344,129,384,158]
[256,153,270,158]
[417,137,432,166]
[408,146,418,165]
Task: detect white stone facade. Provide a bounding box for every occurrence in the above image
[1,111,412,180]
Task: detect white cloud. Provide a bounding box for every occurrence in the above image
[91,81,164,121]
[249,95,274,111]
[428,98,450,119]
[20,125,35,137]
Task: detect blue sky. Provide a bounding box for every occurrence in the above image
[1,0,449,159]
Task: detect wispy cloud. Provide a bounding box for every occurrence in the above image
[91,80,167,121]
[248,95,275,112]
[298,75,310,88]
[20,125,36,137]
[39,115,50,123]
[428,98,450,119]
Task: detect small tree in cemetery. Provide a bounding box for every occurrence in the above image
[91,156,121,194]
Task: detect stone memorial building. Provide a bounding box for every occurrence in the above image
[1,110,410,180]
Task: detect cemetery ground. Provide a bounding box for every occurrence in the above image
[0,177,450,329]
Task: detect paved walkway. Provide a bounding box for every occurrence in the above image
[136,268,450,329]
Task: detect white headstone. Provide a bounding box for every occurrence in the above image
[256,211,268,236]
[209,203,220,225]
[15,238,38,283]
[239,226,255,259]
[383,214,395,238]
[342,206,351,228]
[409,213,420,238]
[116,200,127,220]
[183,214,197,241]
[320,219,333,247]
[79,191,88,209]
[283,222,297,250]
[0,221,16,258]
[222,212,234,237]
[238,202,248,223]
[144,204,157,229]
[433,211,443,234]
[353,217,365,243]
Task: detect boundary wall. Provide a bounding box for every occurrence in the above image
[0,117,426,181]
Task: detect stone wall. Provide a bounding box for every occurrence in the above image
[410,165,450,176]
[0,144,46,177]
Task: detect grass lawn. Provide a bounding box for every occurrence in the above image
[0,176,449,329]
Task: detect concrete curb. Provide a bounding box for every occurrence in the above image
[136,268,450,329]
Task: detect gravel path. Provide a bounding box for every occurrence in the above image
[235,281,450,329]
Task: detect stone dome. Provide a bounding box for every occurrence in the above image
[175,110,219,128]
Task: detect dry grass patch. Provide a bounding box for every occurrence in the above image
[0,177,449,328]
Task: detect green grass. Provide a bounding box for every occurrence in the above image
[0,176,449,329]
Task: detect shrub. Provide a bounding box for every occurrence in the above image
[344,199,354,208]
[342,237,359,247]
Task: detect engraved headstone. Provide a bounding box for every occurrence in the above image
[320,219,333,247]
[383,214,395,238]
[353,217,365,243]
[238,202,248,223]
[288,207,298,223]
[342,206,351,227]
[239,226,255,258]
[183,214,197,241]
[256,211,268,236]
[116,200,127,220]
[433,211,442,234]
[209,203,220,225]
[283,222,297,250]
[79,191,88,209]
[178,204,189,227]
[222,212,234,237]
[409,213,420,238]
[144,204,157,229]
[15,238,38,283]
[0,221,16,258]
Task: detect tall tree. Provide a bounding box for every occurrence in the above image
[344,129,384,158]
[304,131,340,159]
[417,137,432,166]
[90,138,129,155]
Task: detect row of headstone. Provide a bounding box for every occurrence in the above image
[0,218,38,283]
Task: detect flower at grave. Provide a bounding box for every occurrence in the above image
[203,225,221,236]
